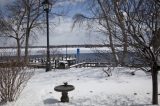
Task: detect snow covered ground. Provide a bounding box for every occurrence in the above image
[3,67,160,106]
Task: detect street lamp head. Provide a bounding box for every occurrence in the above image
[42,0,52,12]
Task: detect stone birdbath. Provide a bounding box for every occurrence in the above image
[54,82,75,102]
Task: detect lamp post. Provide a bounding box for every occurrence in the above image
[42,0,52,72]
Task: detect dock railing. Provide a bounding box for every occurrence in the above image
[70,62,111,68]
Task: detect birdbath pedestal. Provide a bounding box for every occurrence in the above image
[54,82,75,102]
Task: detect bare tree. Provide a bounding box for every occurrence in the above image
[112,0,129,65]
[24,0,45,64]
[72,0,130,66]
[73,0,160,104]
[23,0,74,64]
[0,0,70,64]
[0,4,26,61]
[0,0,44,62]
[119,0,160,104]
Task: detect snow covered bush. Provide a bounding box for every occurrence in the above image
[0,60,34,104]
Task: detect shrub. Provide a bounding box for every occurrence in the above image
[0,60,34,103]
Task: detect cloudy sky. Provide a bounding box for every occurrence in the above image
[35,17,105,46]
[0,0,106,46]
[35,0,106,46]
[0,0,10,6]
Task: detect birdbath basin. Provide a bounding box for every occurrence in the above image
[54,82,75,102]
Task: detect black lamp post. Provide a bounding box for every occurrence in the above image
[42,0,52,72]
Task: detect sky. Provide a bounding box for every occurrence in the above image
[0,0,106,46]
[34,17,105,46]
[0,0,10,6]
[35,0,105,46]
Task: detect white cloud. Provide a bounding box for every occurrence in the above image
[0,17,106,47]
[55,0,85,6]
[34,17,105,46]
[0,0,10,6]
[0,0,107,47]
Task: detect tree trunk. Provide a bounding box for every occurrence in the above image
[121,33,128,66]
[97,0,119,66]
[24,0,30,64]
[16,38,21,62]
[109,34,119,66]
[24,35,29,64]
[24,26,30,64]
[152,64,158,104]
[112,0,128,66]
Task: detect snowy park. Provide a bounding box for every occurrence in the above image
[3,67,160,106]
[0,0,160,106]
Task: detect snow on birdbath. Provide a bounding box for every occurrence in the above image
[54,82,75,102]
